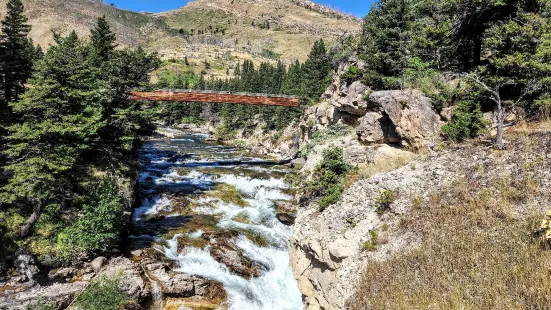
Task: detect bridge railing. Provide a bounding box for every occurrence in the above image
[152,89,299,99]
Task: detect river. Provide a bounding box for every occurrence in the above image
[131,133,302,310]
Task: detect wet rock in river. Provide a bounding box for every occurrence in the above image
[275,201,297,226]
[145,263,226,301]
[204,232,261,278]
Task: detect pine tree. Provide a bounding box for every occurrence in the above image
[303,39,332,100]
[90,15,117,61]
[2,32,106,237]
[0,0,34,117]
[360,0,416,89]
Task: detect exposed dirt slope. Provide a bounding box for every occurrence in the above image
[0,0,168,48]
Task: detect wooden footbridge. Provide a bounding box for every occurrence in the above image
[130,90,300,107]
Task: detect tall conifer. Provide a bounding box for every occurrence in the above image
[0,0,34,118]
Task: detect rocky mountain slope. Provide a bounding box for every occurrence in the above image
[0,0,167,48]
[0,0,361,78]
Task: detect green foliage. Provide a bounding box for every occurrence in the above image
[363,230,379,251]
[74,275,131,310]
[302,39,333,100]
[360,0,551,142]
[360,0,416,89]
[55,178,125,261]
[90,15,117,61]
[341,65,361,83]
[0,0,36,107]
[0,16,158,259]
[375,189,398,215]
[442,100,487,141]
[402,57,454,111]
[214,122,237,141]
[24,303,56,310]
[306,147,352,211]
[2,31,105,218]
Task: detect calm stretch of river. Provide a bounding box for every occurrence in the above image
[132,133,302,310]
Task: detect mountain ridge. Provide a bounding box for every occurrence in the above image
[0,0,361,78]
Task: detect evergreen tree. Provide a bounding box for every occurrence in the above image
[0,0,35,117]
[90,15,117,61]
[360,0,416,89]
[303,39,332,100]
[2,32,106,237]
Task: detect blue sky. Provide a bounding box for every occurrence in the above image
[108,0,374,17]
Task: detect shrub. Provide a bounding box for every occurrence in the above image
[74,276,131,310]
[442,100,487,141]
[55,178,125,261]
[307,147,352,211]
[402,57,455,112]
[375,190,398,215]
[341,65,362,83]
[363,230,379,251]
[214,123,237,141]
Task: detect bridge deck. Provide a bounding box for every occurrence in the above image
[130,90,300,107]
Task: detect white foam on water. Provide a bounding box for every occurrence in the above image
[133,196,172,221]
[140,138,301,310]
[160,236,302,310]
[217,175,288,197]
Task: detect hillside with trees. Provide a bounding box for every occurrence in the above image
[0,0,361,80]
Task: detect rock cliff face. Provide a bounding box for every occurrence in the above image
[287,58,445,309]
[299,58,443,150]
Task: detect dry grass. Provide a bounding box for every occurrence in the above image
[348,126,551,310]
[345,152,417,188]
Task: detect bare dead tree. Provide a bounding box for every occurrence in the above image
[464,73,508,149]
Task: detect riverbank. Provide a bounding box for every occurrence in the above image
[0,127,303,309]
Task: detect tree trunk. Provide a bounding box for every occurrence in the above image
[496,99,505,150]
[473,36,483,67]
[19,201,41,238]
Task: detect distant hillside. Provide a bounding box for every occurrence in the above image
[0,0,168,48]
[157,0,360,61]
[0,0,362,78]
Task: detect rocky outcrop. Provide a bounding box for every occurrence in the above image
[0,282,88,310]
[300,58,443,150]
[98,257,151,301]
[290,149,464,309]
[145,263,226,301]
[286,57,446,309]
[358,90,443,147]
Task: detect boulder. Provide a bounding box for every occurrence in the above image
[356,112,386,143]
[12,249,39,284]
[276,213,296,226]
[145,263,226,300]
[334,81,371,116]
[99,257,150,301]
[206,232,260,278]
[364,90,442,147]
[91,256,107,273]
[275,201,297,226]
